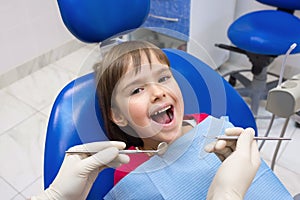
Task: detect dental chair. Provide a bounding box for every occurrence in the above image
[44,48,258,199]
[216,0,300,116]
[44,0,151,198]
[44,0,294,199]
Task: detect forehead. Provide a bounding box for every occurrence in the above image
[131,51,161,66]
[117,56,170,90]
[126,62,169,77]
[126,50,169,74]
[108,48,171,94]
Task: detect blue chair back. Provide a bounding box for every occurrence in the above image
[44,49,257,199]
[57,0,150,43]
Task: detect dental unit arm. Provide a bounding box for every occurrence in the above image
[259,43,297,170]
[263,73,299,170]
[266,73,300,118]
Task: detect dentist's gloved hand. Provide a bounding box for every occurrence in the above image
[31,141,129,200]
[207,128,261,200]
[205,127,244,161]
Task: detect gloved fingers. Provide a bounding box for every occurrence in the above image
[67,141,126,153]
[204,128,244,161]
[236,128,261,168]
[204,141,217,153]
[213,127,242,152]
[82,147,119,171]
[251,141,261,169]
[106,154,130,168]
[116,154,130,164]
[79,147,118,172]
[213,140,236,155]
[66,153,90,160]
[204,128,242,153]
[250,133,261,168]
[236,128,261,174]
[236,128,255,155]
[215,146,234,161]
[86,168,101,185]
[204,141,225,160]
[80,147,130,173]
[224,127,244,136]
[204,140,234,161]
[204,140,231,152]
[215,139,236,152]
[215,154,225,161]
[204,140,233,151]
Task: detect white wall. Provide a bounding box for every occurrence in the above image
[188,0,237,70]
[0,0,75,76]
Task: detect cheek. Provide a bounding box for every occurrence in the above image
[169,82,183,102]
[170,83,185,114]
[127,96,149,126]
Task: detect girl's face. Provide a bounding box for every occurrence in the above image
[111,52,184,146]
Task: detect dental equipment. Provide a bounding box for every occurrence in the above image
[215,136,291,141]
[66,142,168,156]
[263,43,299,170]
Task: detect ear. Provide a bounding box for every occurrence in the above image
[110,108,128,127]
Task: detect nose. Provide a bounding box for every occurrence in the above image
[149,83,166,102]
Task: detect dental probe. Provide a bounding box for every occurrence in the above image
[215,136,291,141]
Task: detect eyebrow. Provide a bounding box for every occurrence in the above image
[121,66,170,91]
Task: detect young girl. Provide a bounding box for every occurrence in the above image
[95,40,213,181]
[94,41,292,199]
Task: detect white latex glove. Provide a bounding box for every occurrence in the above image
[206,128,261,200]
[205,127,244,161]
[32,141,129,200]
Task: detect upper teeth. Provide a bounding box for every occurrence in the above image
[153,106,171,116]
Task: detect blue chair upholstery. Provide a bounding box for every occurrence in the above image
[216,0,300,116]
[44,48,257,199]
[57,0,150,43]
[49,0,160,198]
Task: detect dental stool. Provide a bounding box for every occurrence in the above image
[216,0,300,116]
[45,0,292,198]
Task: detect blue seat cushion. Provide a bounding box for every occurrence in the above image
[228,10,300,55]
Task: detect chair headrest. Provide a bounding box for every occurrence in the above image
[57,0,150,43]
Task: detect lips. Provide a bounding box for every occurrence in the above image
[150,105,174,124]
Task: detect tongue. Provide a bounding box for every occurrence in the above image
[152,112,171,124]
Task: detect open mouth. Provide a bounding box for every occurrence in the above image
[150,105,174,124]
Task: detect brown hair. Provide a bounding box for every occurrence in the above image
[94,41,170,148]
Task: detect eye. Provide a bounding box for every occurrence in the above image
[131,87,144,95]
[158,75,171,83]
